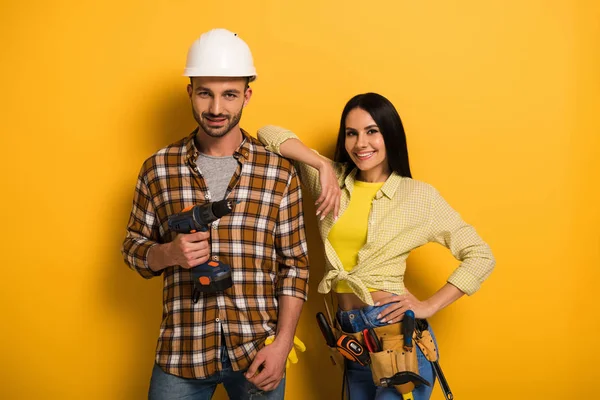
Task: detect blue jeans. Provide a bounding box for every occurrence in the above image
[337,305,438,400]
[148,335,285,400]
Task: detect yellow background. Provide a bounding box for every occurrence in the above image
[1,1,598,399]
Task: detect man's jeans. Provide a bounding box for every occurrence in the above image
[148,337,285,400]
[337,305,438,400]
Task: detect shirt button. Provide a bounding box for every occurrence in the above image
[212,224,218,230]
[212,256,218,261]
[215,318,220,322]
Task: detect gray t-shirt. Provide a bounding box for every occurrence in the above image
[196,153,239,201]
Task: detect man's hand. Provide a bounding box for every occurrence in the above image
[166,231,210,269]
[264,335,306,368]
[315,159,341,221]
[245,338,289,391]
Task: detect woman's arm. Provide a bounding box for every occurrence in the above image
[375,284,465,322]
[278,139,340,219]
[258,126,341,220]
[375,186,495,323]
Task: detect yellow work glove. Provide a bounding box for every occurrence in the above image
[264,335,306,368]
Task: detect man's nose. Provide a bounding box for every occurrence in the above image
[209,97,222,115]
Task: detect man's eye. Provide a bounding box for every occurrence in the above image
[197,92,210,98]
[224,93,237,99]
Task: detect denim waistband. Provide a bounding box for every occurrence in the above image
[336,304,393,333]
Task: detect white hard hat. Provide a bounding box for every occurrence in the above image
[183,29,257,81]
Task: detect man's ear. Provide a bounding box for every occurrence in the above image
[243,86,252,107]
[187,83,193,99]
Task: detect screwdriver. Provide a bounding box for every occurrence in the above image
[403,310,415,351]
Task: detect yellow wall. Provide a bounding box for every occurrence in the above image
[1,1,598,399]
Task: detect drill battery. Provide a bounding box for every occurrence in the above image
[191,260,232,294]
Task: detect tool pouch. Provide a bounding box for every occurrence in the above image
[325,325,350,371]
[336,324,420,394]
[369,328,419,394]
[328,345,346,372]
[415,319,438,362]
[415,329,438,362]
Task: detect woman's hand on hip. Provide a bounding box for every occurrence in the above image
[375,289,437,323]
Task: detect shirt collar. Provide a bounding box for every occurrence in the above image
[233,129,252,161]
[184,128,253,163]
[342,168,405,199]
[378,172,404,199]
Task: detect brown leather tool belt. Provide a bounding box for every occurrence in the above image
[334,320,439,394]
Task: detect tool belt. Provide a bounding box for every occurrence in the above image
[333,320,438,394]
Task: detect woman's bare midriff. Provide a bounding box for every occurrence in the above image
[336,290,393,311]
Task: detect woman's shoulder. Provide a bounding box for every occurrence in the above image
[397,176,436,192]
[393,176,439,202]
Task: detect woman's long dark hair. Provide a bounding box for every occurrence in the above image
[334,93,412,178]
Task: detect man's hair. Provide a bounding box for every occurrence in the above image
[334,92,413,178]
[189,77,250,90]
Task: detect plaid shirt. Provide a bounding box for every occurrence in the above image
[121,129,309,379]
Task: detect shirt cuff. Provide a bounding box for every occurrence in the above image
[276,277,308,301]
[134,242,162,279]
[447,268,482,296]
[258,125,299,155]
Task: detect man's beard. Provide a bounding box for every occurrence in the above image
[192,106,243,138]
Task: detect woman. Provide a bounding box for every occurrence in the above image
[258,93,495,400]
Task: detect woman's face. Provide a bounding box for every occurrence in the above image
[344,107,390,181]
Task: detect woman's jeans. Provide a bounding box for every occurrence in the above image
[337,305,438,400]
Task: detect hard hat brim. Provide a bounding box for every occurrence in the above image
[183,67,257,80]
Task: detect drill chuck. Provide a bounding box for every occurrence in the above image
[168,199,234,233]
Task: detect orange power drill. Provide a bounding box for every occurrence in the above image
[168,199,236,302]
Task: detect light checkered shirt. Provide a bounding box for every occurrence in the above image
[258,125,494,306]
[121,129,309,379]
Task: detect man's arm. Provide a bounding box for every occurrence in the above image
[245,166,309,391]
[271,168,310,300]
[274,296,304,350]
[245,296,304,391]
[121,166,211,276]
[121,167,164,278]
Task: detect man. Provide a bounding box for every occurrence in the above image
[121,29,309,399]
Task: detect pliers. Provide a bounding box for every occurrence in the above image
[362,328,382,352]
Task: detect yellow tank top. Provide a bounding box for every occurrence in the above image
[328,180,384,293]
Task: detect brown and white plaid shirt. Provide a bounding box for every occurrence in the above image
[121,129,309,379]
